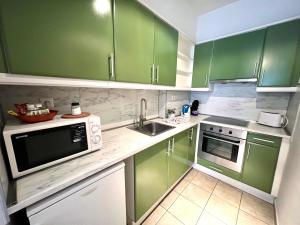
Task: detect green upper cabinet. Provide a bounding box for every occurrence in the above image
[153,18,178,86]
[192,42,213,88]
[134,140,168,221]
[210,29,265,81]
[242,133,281,193]
[0,0,114,80]
[258,19,300,87]
[114,0,155,84]
[0,42,7,73]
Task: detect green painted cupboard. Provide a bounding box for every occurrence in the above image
[153,18,178,86]
[192,42,213,88]
[258,19,300,87]
[114,0,155,84]
[242,133,281,193]
[210,29,265,81]
[0,0,114,80]
[0,42,7,73]
[188,125,198,163]
[134,127,195,221]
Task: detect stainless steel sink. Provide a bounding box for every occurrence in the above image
[128,121,175,136]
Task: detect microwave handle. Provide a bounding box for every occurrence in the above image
[202,135,240,146]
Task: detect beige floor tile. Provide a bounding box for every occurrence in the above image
[191,172,217,193]
[157,211,183,225]
[161,191,179,209]
[197,211,227,225]
[142,206,166,225]
[240,193,275,225]
[237,210,269,225]
[174,178,189,193]
[182,183,211,208]
[169,195,203,225]
[206,194,239,225]
[185,169,198,181]
[213,181,242,208]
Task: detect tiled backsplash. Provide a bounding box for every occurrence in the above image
[191,83,291,121]
[0,86,160,127]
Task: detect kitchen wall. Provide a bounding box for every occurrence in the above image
[191,83,290,121]
[196,0,300,43]
[276,88,300,225]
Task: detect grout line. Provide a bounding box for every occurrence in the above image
[235,191,244,225]
[239,209,274,225]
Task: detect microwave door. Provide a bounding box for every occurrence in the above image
[11,123,88,177]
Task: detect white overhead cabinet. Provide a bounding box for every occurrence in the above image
[27,163,126,225]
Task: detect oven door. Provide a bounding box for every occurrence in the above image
[198,130,246,172]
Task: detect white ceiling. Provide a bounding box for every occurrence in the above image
[186,0,239,16]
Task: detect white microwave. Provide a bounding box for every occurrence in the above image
[3,115,102,178]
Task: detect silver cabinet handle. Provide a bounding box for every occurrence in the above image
[167,139,171,155]
[205,74,208,86]
[253,137,274,144]
[260,69,265,85]
[108,53,115,80]
[151,64,155,84]
[81,186,98,197]
[246,144,251,160]
[208,166,223,173]
[253,62,258,78]
[188,128,194,141]
[156,65,159,84]
[172,137,175,152]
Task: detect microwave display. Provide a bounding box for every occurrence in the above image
[11,123,88,172]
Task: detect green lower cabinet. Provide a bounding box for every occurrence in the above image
[188,126,198,163]
[0,42,7,73]
[258,19,300,87]
[153,17,178,86]
[192,42,213,88]
[242,142,280,193]
[0,0,114,80]
[197,158,241,181]
[134,140,168,221]
[168,132,190,187]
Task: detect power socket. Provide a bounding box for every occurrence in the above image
[39,98,54,109]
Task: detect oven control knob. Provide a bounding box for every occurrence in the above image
[210,127,213,131]
[91,125,100,134]
[92,135,101,144]
[219,129,222,132]
[229,131,233,134]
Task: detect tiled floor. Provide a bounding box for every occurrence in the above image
[142,169,275,225]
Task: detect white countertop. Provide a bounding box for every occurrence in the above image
[7,115,290,214]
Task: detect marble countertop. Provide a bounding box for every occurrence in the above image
[7,115,290,214]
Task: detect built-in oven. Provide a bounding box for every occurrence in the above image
[198,123,247,173]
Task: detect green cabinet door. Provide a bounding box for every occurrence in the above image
[242,142,279,193]
[114,0,155,84]
[0,0,114,80]
[210,29,265,80]
[168,133,189,187]
[188,126,198,163]
[192,42,213,88]
[153,18,178,86]
[0,42,7,73]
[259,19,300,87]
[134,140,168,221]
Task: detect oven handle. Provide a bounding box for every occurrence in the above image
[203,135,241,146]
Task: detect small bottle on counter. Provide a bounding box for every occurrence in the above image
[71,102,81,115]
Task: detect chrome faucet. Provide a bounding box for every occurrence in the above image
[139,98,147,128]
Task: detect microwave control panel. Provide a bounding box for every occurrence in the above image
[89,116,102,150]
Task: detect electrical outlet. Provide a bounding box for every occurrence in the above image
[39,98,54,109]
[171,95,177,101]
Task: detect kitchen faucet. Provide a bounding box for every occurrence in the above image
[139,98,147,128]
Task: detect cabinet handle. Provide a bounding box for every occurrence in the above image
[188,128,193,141]
[208,166,223,173]
[246,144,251,160]
[155,65,160,84]
[81,186,98,197]
[253,62,258,78]
[172,137,175,152]
[151,64,155,84]
[260,69,265,85]
[167,139,171,155]
[108,53,115,80]
[253,137,274,144]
